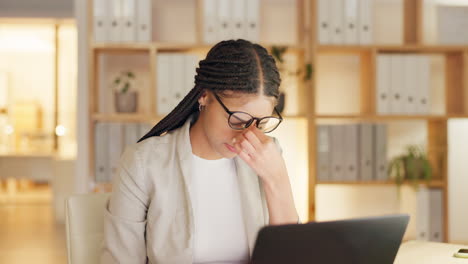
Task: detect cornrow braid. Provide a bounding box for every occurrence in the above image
[137,85,204,142]
[138,39,281,142]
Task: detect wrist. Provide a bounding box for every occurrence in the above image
[261,173,289,193]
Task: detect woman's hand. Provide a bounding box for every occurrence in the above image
[230,126,288,186]
[229,126,299,225]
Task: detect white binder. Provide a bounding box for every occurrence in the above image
[136,0,152,42]
[108,123,123,182]
[93,0,109,43]
[417,187,431,241]
[330,125,345,181]
[121,0,136,42]
[330,0,344,44]
[344,0,358,44]
[184,55,199,95]
[202,0,218,44]
[94,123,109,182]
[217,0,232,42]
[124,123,139,147]
[416,55,431,114]
[171,54,185,111]
[390,55,404,114]
[359,123,373,181]
[232,0,247,40]
[246,0,260,42]
[317,0,331,44]
[109,0,123,43]
[343,124,359,181]
[376,55,391,115]
[437,6,468,45]
[403,55,418,114]
[373,123,387,181]
[156,53,172,115]
[429,189,444,242]
[317,125,331,182]
[358,0,373,44]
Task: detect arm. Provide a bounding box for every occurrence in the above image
[232,127,299,225]
[101,147,150,263]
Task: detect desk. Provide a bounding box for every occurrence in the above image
[395,240,468,264]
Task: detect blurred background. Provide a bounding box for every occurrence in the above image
[1,0,468,263]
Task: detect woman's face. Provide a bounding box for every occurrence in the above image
[198,90,276,159]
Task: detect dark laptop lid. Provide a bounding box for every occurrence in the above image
[251,214,410,264]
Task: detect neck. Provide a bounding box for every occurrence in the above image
[189,114,223,160]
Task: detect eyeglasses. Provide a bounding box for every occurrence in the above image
[212,92,283,133]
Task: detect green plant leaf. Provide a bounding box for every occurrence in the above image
[127,71,135,79]
[122,82,130,93]
[304,63,313,81]
[271,46,287,64]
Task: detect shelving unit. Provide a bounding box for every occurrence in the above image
[86,0,468,242]
[308,0,468,242]
[86,0,311,195]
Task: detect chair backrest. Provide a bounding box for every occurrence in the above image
[65,193,111,264]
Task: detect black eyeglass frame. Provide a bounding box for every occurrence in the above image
[211,92,283,133]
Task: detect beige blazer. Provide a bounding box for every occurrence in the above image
[101,116,278,264]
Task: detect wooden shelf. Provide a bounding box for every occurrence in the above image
[92,113,306,122]
[317,180,445,188]
[447,114,468,119]
[0,152,54,158]
[93,43,153,52]
[316,45,374,54]
[316,44,468,54]
[377,44,467,53]
[314,114,448,121]
[93,42,305,53]
[92,113,161,123]
[86,0,458,235]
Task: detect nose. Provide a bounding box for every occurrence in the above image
[246,119,258,129]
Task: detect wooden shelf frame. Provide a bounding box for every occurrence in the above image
[85,0,468,242]
[87,0,312,195]
[317,180,445,188]
[308,0,468,242]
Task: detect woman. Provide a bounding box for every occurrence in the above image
[101,39,299,264]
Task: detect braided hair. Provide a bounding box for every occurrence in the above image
[137,39,281,143]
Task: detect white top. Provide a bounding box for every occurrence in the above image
[191,154,249,264]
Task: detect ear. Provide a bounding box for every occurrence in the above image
[198,89,209,106]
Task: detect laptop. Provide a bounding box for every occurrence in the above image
[251,214,410,264]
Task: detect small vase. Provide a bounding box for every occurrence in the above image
[115,91,138,113]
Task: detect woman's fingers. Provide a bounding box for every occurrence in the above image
[240,138,256,155]
[242,129,263,150]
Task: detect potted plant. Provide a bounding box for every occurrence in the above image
[388,145,432,189]
[112,70,138,113]
[270,46,313,114]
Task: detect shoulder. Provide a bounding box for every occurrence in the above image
[122,131,177,167]
[269,136,283,153]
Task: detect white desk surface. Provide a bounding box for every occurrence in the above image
[395,240,468,264]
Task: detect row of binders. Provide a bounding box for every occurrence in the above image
[202,0,260,44]
[93,0,152,43]
[376,54,431,115]
[94,122,153,183]
[317,0,373,45]
[156,53,199,115]
[317,123,387,182]
[416,188,444,242]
